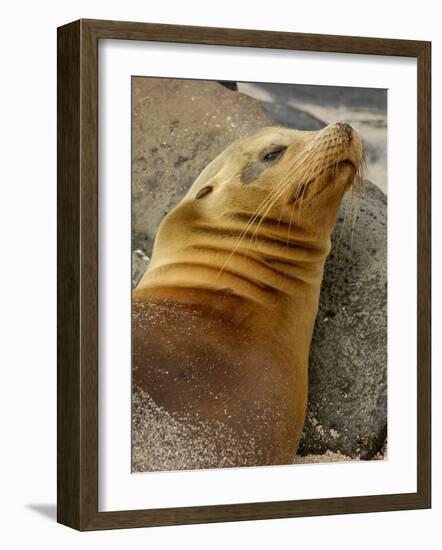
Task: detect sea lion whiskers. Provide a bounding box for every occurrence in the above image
[335,151,366,248]
[278,142,322,233]
[349,154,367,244]
[285,154,326,244]
[301,136,345,197]
[249,178,293,250]
[215,126,361,279]
[215,145,316,276]
[288,140,328,211]
[286,132,362,250]
[215,174,293,278]
[247,142,323,252]
[297,142,329,204]
[230,137,329,263]
[258,136,323,208]
[286,137,330,206]
[278,135,325,194]
[285,143,330,249]
[295,139,352,210]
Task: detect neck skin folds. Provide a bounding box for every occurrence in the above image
[135,223,331,307]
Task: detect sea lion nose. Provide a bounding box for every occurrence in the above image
[337,122,353,140]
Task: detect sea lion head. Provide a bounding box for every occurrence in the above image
[138,123,364,302]
[185,122,364,241]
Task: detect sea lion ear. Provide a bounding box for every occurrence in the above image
[195,186,213,199]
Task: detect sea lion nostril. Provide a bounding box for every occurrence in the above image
[337,122,353,140]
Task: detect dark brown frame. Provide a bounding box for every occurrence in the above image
[57,18,431,531]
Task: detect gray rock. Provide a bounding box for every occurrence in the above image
[132,78,274,259]
[132,249,150,288]
[298,182,387,459]
[261,100,326,131]
[243,82,387,112]
[132,78,387,460]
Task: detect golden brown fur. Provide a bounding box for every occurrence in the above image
[133,123,364,469]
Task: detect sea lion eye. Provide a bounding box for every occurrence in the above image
[241,145,288,184]
[262,146,287,163]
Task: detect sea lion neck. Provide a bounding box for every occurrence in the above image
[135,228,330,307]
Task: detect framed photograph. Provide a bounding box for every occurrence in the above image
[57,19,431,530]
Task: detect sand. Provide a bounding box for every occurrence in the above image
[132,390,385,472]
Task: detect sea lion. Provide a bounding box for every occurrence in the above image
[132,122,364,471]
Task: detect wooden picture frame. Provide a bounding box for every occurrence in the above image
[57,18,431,530]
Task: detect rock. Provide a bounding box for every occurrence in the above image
[132,78,387,460]
[132,249,150,288]
[218,81,238,91]
[239,82,388,111]
[132,78,274,263]
[261,100,326,131]
[298,182,387,459]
